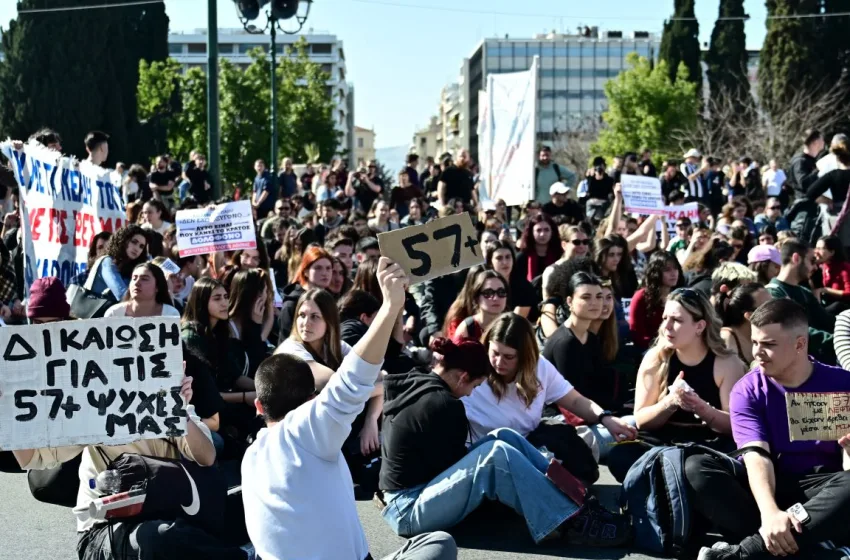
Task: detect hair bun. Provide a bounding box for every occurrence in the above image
[429,337,457,356]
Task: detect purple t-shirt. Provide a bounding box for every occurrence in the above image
[730,359,850,476]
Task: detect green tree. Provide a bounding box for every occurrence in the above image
[706,0,750,109]
[0,0,168,162]
[659,0,702,93]
[758,0,824,117]
[593,54,699,163]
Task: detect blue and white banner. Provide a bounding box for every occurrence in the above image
[478,57,538,207]
[0,140,127,292]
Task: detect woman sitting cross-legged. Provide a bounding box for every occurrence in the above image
[452,270,509,343]
[464,311,637,484]
[379,337,632,547]
[607,288,747,483]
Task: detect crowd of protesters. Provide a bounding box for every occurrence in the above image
[3,126,850,559]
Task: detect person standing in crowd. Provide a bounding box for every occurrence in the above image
[84,130,109,166]
[299,162,316,193]
[515,214,562,283]
[104,262,180,318]
[681,149,707,203]
[608,288,746,483]
[584,157,615,223]
[390,169,424,219]
[640,148,657,178]
[814,234,850,313]
[403,153,420,188]
[243,258,457,560]
[765,239,835,363]
[149,155,176,211]
[452,270,509,342]
[806,134,850,245]
[716,282,771,366]
[535,146,576,205]
[629,251,685,350]
[787,128,825,199]
[693,299,850,560]
[277,246,334,342]
[139,200,172,235]
[380,334,632,548]
[542,182,583,224]
[345,161,383,214]
[252,159,276,221]
[437,150,475,208]
[277,157,298,199]
[186,153,212,204]
[762,159,787,199]
[88,224,148,301]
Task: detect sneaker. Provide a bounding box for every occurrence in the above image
[697,542,740,560]
[563,500,631,547]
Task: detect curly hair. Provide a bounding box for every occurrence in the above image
[545,256,601,300]
[105,224,148,276]
[644,250,684,317]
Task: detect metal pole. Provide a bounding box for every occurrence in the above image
[206,0,220,198]
[270,18,278,178]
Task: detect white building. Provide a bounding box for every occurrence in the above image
[168,29,354,164]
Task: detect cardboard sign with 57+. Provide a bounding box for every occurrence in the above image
[378,213,484,284]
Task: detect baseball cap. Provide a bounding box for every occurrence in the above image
[747,245,781,266]
[549,182,570,196]
[683,148,702,159]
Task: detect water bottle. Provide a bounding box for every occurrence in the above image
[94,469,122,495]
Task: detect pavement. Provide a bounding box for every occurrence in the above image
[0,467,660,560]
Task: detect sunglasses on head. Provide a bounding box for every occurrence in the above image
[571,239,591,246]
[672,287,700,301]
[480,288,508,299]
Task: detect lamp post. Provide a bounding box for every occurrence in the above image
[236,1,313,178]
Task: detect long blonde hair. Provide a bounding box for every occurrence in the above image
[650,288,734,396]
[482,313,541,408]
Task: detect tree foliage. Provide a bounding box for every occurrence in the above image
[0,0,168,163]
[659,0,702,94]
[706,0,750,111]
[137,38,340,188]
[593,54,699,163]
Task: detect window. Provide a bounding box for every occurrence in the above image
[312,43,333,55]
[187,43,206,54]
[357,138,364,148]
[321,64,333,75]
[239,43,264,54]
[220,43,235,54]
[168,43,184,55]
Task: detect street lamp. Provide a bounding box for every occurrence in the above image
[232,0,313,177]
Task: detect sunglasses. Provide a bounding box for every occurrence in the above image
[571,239,591,246]
[672,287,701,301]
[480,288,508,299]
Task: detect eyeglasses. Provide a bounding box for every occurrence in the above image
[480,288,508,299]
[571,239,591,246]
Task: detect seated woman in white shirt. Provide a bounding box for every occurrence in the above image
[275,288,383,460]
[104,262,180,318]
[462,312,637,485]
[139,199,173,235]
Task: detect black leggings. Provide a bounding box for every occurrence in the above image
[685,452,850,557]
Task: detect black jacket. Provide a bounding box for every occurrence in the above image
[379,368,469,491]
[277,283,306,344]
[340,318,415,375]
[787,152,819,198]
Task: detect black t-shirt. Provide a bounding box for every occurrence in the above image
[184,349,225,420]
[542,200,583,224]
[586,174,615,200]
[440,165,474,203]
[356,175,383,211]
[186,167,211,203]
[149,169,175,194]
[807,168,850,206]
[300,172,315,192]
[641,159,658,178]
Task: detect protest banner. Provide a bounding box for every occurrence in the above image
[156,258,181,276]
[0,317,186,450]
[621,297,632,324]
[786,392,850,441]
[378,212,484,285]
[478,57,538,206]
[0,141,127,293]
[653,202,701,238]
[621,175,665,215]
[175,200,256,257]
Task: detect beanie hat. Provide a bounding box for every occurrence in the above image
[27,277,71,319]
[430,337,490,379]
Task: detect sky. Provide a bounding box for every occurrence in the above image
[1,0,769,150]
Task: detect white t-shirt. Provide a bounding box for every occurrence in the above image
[104,303,181,318]
[275,337,352,362]
[762,168,787,196]
[142,220,173,235]
[462,356,573,442]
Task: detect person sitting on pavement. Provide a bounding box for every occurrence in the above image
[607,288,746,483]
[451,270,509,343]
[379,336,632,548]
[242,258,458,560]
[716,282,773,368]
[693,299,850,560]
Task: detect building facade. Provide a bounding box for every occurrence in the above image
[353,126,376,166]
[457,29,661,162]
[168,29,354,164]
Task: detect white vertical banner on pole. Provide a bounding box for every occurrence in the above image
[477,87,492,204]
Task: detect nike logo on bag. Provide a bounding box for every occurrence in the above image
[179,464,200,516]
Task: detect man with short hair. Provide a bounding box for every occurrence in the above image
[437,150,475,207]
[277,157,298,199]
[356,236,381,264]
[404,153,421,188]
[345,161,383,213]
[318,199,344,232]
[681,149,707,203]
[535,146,575,204]
[84,131,109,166]
[242,259,457,560]
[150,155,176,210]
[766,240,834,363]
[584,157,615,223]
[694,299,850,560]
[186,153,212,204]
[542,182,583,224]
[788,129,826,199]
[639,148,657,178]
[762,159,787,199]
[667,217,693,256]
[755,197,790,233]
[252,159,276,220]
[326,236,354,272]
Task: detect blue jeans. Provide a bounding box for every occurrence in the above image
[381,428,581,543]
[586,415,637,461]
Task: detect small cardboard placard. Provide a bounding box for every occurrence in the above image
[175,200,257,257]
[786,391,850,441]
[156,258,181,276]
[622,175,665,215]
[378,213,484,285]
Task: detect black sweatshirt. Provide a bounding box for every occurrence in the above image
[379,368,469,491]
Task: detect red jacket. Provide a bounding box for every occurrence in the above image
[628,287,663,350]
[821,260,850,296]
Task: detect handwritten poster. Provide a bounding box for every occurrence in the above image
[786,392,850,441]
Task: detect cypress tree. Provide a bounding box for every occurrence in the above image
[706,0,750,107]
[659,0,702,93]
[0,0,168,163]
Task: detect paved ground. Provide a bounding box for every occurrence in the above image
[0,467,660,560]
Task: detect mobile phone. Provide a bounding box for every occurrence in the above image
[787,503,810,524]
